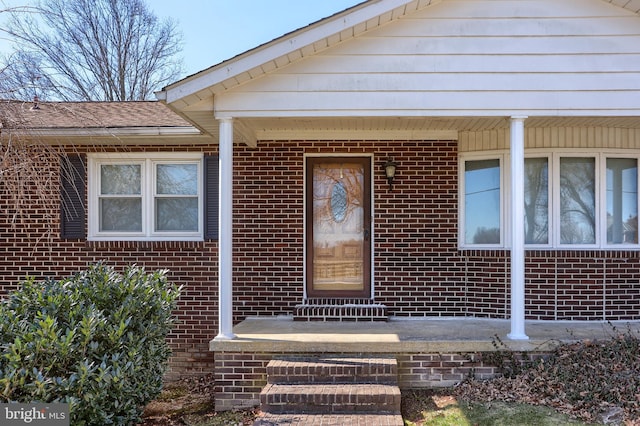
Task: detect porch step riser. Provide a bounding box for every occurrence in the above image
[293,306,389,322]
[294,298,390,322]
[303,298,380,305]
[267,357,397,385]
[260,383,401,414]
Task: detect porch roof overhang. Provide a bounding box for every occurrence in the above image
[156,0,640,147]
[131,116,640,147]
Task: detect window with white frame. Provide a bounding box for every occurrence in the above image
[88,153,203,240]
[460,151,639,249]
[463,157,502,245]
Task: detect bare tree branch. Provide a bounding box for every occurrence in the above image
[1,0,183,101]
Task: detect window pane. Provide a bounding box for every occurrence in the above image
[100,198,142,231]
[607,158,638,244]
[101,165,141,195]
[157,164,198,195]
[560,157,595,244]
[465,159,500,244]
[156,198,198,231]
[524,158,549,244]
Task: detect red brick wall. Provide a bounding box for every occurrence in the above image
[0,144,220,377]
[213,350,503,411]
[232,140,640,322]
[2,139,640,377]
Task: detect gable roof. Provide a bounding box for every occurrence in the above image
[156,0,640,146]
[157,0,640,109]
[157,0,410,107]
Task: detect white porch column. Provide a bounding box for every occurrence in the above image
[507,116,529,340]
[215,118,235,340]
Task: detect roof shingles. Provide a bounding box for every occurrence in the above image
[1,100,193,130]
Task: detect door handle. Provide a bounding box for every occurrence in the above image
[363,229,370,241]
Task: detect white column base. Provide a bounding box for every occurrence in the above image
[213,332,236,341]
[506,332,530,340]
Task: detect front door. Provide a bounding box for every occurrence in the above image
[305,157,371,298]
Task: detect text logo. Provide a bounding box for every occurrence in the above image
[1,404,69,425]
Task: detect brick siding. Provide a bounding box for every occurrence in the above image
[0,144,220,377]
[1,140,640,377]
[232,140,640,323]
[213,350,505,411]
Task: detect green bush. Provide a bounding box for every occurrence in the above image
[0,263,181,425]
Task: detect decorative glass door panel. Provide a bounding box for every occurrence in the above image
[306,157,371,297]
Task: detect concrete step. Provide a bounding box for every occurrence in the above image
[293,298,389,321]
[259,383,401,414]
[266,356,398,385]
[254,413,404,426]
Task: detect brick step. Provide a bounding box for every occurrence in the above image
[294,298,389,321]
[266,356,398,385]
[259,383,401,414]
[254,413,404,426]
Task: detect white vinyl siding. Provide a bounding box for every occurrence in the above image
[215,0,640,118]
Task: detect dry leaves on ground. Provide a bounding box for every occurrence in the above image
[455,324,640,425]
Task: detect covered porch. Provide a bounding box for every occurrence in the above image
[212,316,636,353]
[210,317,639,410]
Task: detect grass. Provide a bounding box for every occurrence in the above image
[146,392,595,426]
[145,387,601,426]
[401,389,595,426]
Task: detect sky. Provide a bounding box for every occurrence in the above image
[1,0,362,79]
[153,0,362,77]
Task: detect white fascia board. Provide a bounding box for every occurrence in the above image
[6,126,202,138]
[160,0,417,105]
[214,109,640,119]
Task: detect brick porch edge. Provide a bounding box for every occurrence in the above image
[213,350,544,411]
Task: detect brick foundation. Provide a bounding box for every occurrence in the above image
[213,350,510,411]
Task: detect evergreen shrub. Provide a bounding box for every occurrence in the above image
[0,263,181,425]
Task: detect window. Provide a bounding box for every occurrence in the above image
[606,158,638,244]
[524,157,549,245]
[88,153,204,240]
[460,151,640,249]
[463,158,501,245]
[559,157,596,245]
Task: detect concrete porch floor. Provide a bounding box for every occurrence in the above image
[210,316,640,353]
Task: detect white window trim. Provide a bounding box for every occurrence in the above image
[88,152,204,241]
[599,151,639,249]
[460,149,640,250]
[459,152,506,249]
